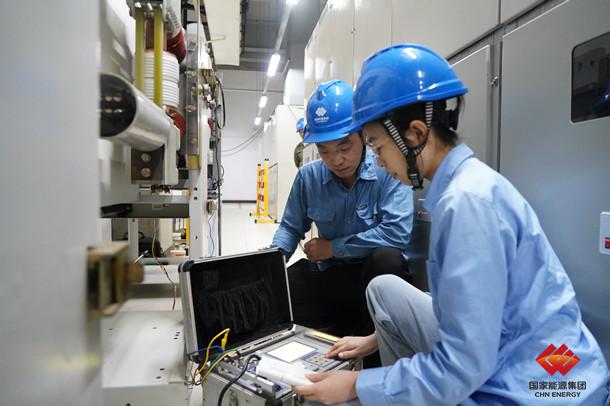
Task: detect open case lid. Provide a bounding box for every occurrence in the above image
[179,249,293,360]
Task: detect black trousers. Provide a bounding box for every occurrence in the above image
[288,247,412,338]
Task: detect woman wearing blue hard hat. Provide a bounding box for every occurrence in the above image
[271,80,415,347]
[294,44,609,405]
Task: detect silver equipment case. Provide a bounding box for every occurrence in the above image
[179,249,359,406]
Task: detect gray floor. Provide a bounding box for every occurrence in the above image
[220,202,306,265]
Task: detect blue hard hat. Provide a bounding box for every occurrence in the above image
[296,117,305,132]
[304,80,358,143]
[351,43,468,129]
[302,124,310,139]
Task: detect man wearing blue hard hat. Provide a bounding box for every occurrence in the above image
[271,79,414,343]
[293,45,610,405]
[296,117,306,134]
[293,117,306,168]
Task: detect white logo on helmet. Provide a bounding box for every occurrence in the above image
[314,107,329,123]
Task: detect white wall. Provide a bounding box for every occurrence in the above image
[219,69,284,201]
[283,69,305,106]
[222,136,262,201]
[259,105,303,220]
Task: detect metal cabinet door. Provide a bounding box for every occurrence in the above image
[304,33,317,100]
[314,6,332,86]
[329,0,355,86]
[306,0,355,94]
[451,45,495,167]
[354,0,392,81]
[391,0,499,58]
[501,0,541,23]
[500,0,610,361]
[1,2,102,405]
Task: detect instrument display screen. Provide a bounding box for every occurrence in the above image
[266,341,316,363]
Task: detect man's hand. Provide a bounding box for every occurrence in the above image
[303,238,333,261]
[326,334,379,360]
[293,370,358,404]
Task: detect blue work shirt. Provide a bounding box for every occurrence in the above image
[356,144,609,405]
[272,148,413,270]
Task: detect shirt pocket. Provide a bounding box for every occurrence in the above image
[307,207,335,223]
[355,203,378,227]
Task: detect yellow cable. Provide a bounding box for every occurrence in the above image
[221,333,229,350]
[197,328,230,376]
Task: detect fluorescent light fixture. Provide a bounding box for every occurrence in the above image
[259,95,268,108]
[254,116,262,126]
[286,0,299,5]
[267,53,281,77]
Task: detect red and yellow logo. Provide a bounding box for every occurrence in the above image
[536,344,580,376]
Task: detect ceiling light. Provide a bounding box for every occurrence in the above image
[254,116,262,126]
[259,95,268,108]
[286,0,299,5]
[267,53,281,77]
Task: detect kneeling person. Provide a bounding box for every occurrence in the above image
[271,80,414,338]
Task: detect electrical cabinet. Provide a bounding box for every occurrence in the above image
[304,33,316,100]
[329,0,355,86]
[451,45,495,167]
[305,0,355,97]
[501,0,542,23]
[354,0,392,80]
[314,6,332,87]
[500,0,610,358]
[1,2,102,405]
[391,0,499,58]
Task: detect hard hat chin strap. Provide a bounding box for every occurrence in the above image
[380,102,433,189]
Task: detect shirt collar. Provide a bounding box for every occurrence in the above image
[322,147,378,185]
[424,143,474,212]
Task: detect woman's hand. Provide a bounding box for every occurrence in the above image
[293,370,358,404]
[325,334,378,360]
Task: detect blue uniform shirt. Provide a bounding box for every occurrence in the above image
[356,144,609,405]
[272,148,413,270]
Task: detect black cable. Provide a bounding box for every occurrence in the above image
[221,126,264,155]
[221,124,263,152]
[222,132,261,157]
[215,73,226,129]
[217,354,261,406]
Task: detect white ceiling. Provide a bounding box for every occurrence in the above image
[203,0,241,65]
